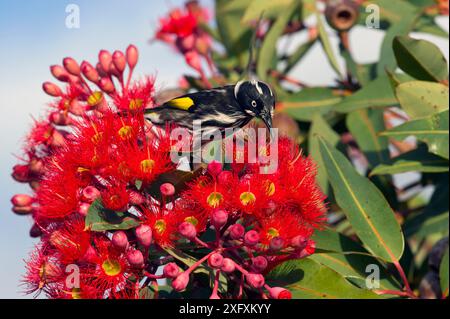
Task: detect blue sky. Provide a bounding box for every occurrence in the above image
[0,0,448,298]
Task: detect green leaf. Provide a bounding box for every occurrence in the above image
[309,113,340,195]
[312,229,401,290]
[85,199,140,232]
[370,146,449,176]
[283,37,317,74]
[281,88,342,121]
[375,1,420,76]
[334,76,398,113]
[266,258,379,298]
[257,1,299,80]
[395,81,449,119]
[316,12,343,79]
[318,138,404,262]
[414,15,449,38]
[241,0,294,23]
[380,109,449,159]
[347,109,390,168]
[393,36,449,82]
[440,248,449,298]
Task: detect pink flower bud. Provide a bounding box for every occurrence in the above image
[270,237,285,251]
[98,50,112,75]
[178,221,197,240]
[50,65,70,82]
[176,34,196,53]
[160,183,175,196]
[77,203,90,217]
[207,160,223,177]
[42,82,62,97]
[246,273,265,289]
[127,250,144,268]
[98,77,115,94]
[267,287,292,299]
[208,253,224,269]
[81,61,99,83]
[126,45,139,69]
[136,224,152,247]
[112,50,126,73]
[221,258,236,273]
[244,230,260,246]
[12,206,33,215]
[108,63,121,78]
[290,235,307,249]
[172,272,189,292]
[81,245,98,263]
[12,165,30,183]
[211,209,228,229]
[81,186,101,203]
[63,57,80,76]
[297,240,315,258]
[28,158,44,175]
[29,223,42,238]
[49,111,71,126]
[251,256,268,272]
[112,231,129,250]
[11,194,34,207]
[128,191,145,206]
[163,262,180,278]
[229,223,245,240]
[217,170,232,185]
[184,51,202,73]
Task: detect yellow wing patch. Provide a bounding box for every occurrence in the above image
[166,97,194,111]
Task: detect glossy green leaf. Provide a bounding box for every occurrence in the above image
[257,1,299,80]
[309,113,340,195]
[334,76,398,113]
[440,248,449,298]
[318,138,404,262]
[85,199,140,232]
[281,88,342,121]
[380,109,449,159]
[241,0,294,23]
[312,229,401,290]
[393,36,449,82]
[395,81,449,119]
[347,109,390,168]
[370,146,449,176]
[316,12,343,79]
[266,258,379,299]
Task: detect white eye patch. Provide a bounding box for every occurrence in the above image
[251,100,257,107]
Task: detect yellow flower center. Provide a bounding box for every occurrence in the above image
[265,181,276,196]
[154,219,167,235]
[118,126,133,140]
[267,227,280,240]
[140,159,155,174]
[184,216,198,227]
[102,259,122,277]
[71,288,82,299]
[87,91,104,107]
[207,192,224,208]
[240,191,256,206]
[129,98,143,110]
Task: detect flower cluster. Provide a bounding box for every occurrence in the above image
[11,42,326,299]
[154,0,213,86]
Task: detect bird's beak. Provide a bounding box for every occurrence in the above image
[261,111,274,141]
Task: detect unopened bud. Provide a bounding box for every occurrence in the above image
[98,50,112,75]
[221,258,236,273]
[267,286,292,299]
[246,273,265,289]
[160,183,175,196]
[136,224,152,247]
[77,203,90,216]
[178,221,197,240]
[81,61,99,83]
[127,250,144,268]
[63,57,81,76]
[50,65,70,82]
[81,186,101,203]
[163,262,180,278]
[49,111,71,126]
[12,165,30,183]
[244,230,260,246]
[29,223,42,238]
[270,237,285,251]
[229,223,245,240]
[208,253,224,269]
[172,272,189,291]
[112,50,126,73]
[291,235,307,249]
[126,45,139,69]
[42,82,62,97]
[251,256,268,272]
[11,194,34,207]
[128,191,145,206]
[207,160,223,177]
[112,231,129,250]
[211,209,228,229]
[98,77,115,94]
[12,206,33,215]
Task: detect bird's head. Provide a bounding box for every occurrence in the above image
[234,80,275,133]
